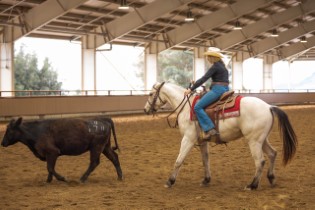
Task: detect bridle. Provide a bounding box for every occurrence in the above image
[147,82,167,114]
[147,82,193,129]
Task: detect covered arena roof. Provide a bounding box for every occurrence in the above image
[0,0,314,61]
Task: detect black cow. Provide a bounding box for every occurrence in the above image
[1,117,123,183]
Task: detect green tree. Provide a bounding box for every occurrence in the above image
[14,46,62,96]
[157,50,193,88]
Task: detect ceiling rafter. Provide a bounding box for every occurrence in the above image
[0,0,313,61]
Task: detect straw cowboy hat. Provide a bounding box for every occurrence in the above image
[204,51,223,58]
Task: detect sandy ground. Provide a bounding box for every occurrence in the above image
[0,105,314,210]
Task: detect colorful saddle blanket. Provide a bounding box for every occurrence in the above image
[190,92,243,122]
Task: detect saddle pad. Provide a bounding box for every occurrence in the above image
[190,95,243,121]
[217,95,243,119]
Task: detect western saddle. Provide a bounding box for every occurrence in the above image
[192,90,238,144]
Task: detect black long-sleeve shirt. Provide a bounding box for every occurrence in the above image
[190,61,229,91]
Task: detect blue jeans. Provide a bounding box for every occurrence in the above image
[194,85,229,132]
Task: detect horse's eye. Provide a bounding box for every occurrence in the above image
[149,93,153,96]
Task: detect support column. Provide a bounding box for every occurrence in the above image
[145,47,157,90]
[263,55,274,91]
[232,52,244,90]
[194,48,206,82]
[81,35,96,95]
[0,27,14,96]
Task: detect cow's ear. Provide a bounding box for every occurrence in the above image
[9,118,15,126]
[15,117,23,126]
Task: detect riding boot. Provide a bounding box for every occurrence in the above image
[201,129,218,140]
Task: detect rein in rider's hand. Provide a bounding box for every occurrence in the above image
[184,88,192,96]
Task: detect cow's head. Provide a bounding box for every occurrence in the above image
[1,117,23,147]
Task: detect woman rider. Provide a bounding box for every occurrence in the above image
[184,51,229,140]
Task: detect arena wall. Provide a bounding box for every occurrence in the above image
[0,93,314,120]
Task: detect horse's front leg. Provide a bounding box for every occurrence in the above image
[199,141,211,187]
[165,135,195,188]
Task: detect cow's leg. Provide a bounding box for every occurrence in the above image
[80,147,102,183]
[102,144,123,180]
[46,154,66,182]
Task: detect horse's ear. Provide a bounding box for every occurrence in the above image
[152,82,160,89]
[152,83,156,88]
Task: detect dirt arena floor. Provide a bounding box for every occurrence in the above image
[0,105,314,210]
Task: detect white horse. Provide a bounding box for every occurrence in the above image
[144,82,297,190]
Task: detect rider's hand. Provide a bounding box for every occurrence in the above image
[184,88,192,96]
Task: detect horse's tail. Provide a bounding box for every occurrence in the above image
[98,117,120,152]
[270,106,297,166]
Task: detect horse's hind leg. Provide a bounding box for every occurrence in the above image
[199,142,211,187]
[102,145,123,180]
[246,140,265,190]
[165,136,195,188]
[262,139,277,186]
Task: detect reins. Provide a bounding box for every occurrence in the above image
[147,81,195,128]
[147,82,227,148]
[166,94,193,128]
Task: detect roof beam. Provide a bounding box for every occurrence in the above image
[214,0,315,51]
[153,0,276,53]
[10,0,89,41]
[250,19,315,57]
[239,36,315,62]
[94,0,193,48]
[275,36,315,62]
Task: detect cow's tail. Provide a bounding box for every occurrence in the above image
[270,106,298,166]
[106,117,120,152]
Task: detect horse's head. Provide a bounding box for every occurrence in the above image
[144,82,167,115]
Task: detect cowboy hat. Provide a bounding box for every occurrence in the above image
[204,51,223,58]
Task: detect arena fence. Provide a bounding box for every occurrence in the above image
[0,90,314,121]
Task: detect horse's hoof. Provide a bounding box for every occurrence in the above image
[200,182,209,187]
[164,180,172,188]
[267,174,276,186]
[164,183,172,188]
[164,179,175,188]
[244,186,252,191]
[200,177,211,187]
[244,184,258,191]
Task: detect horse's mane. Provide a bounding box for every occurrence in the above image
[164,82,186,92]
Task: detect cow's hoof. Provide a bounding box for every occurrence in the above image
[57,177,67,182]
[80,177,87,183]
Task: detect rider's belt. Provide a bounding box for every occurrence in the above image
[211,82,229,86]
